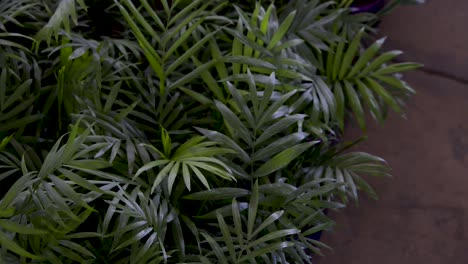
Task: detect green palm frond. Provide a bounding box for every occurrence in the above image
[0,0,39,31]
[0,166,101,262]
[200,182,298,263]
[35,0,87,45]
[103,187,173,259]
[135,131,235,194]
[256,179,342,260]
[199,72,325,182]
[0,69,41,136]
[223,4,311,84]
[307,150,390,200]
[115,0,218,95]
[323,30,421,130]
[287,0,344,50]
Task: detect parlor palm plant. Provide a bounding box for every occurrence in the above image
[0,0,420,263]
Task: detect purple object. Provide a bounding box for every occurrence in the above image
[350,0,385,14]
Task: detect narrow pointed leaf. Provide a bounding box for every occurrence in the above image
[267,11,296,50]
[238,242,294,262]
[251,210,284,238]
[360,50,403,76]
[214,100,252,146]
[183,188,250,200]
[249,229,299,248]
[339,28,364,79]
[364,77,401,113]
[343,81,366,130]
[347,37,386,78]
[0,232,42,259]
[247,181,259,239]
[216,212,236,262]
[255,142,315,177]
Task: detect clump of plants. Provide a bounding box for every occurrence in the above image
[0,0,420,262]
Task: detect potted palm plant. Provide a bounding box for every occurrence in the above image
[0,0,420,262]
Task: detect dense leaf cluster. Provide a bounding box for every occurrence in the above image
[0,0,419,263]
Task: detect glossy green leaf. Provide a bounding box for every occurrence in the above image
[59,240,95,258]
[184,188,249,200]
[360,50,403,76]
[364,77,401,113]
[216,212,236,262]
[343,81,366,130]
[238,242,294,262]
[255,114,306,146]
[179,87,212,105]
[0,231,42,260]
[49,174,94,210]
[163,19,205,63]
[332,33,346,80]
[248,181,259,238]
[225,27,272,56]
[151,161,175,193]
[333,82,345,130]
[252,132,309,161]
[232,198,244,247]
[0,172,35,209]
[338,28,364,79]
[250,210,284,238]
[374,75,416,94]
[356,79,383,122]
[200,232,229,264]
[303,222,333,236]
[374,62,422,75]
[214,100,253,146]
[168,0,204,26]
[260,3,273,34]
[2,79,32,111]
[0,220,46,235]
[255,142,315,177]
[191,56,225,101]
[347,37,386,78]
[134,160,170,180]
[169,60,216,91]
[256,90,297,128]
[267,10,296,49]
[114,227,153,251]
[227,82,256,129]
[248,228,299,248]
[196,128,251,162]
[189,164,210,190]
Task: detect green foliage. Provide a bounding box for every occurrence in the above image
[0,0,420,262]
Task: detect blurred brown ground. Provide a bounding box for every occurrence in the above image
[318,1,468,263]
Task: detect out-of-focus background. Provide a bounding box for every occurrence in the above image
[319,1,468,263]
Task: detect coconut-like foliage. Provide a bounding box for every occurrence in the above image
[0,0,421,262]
